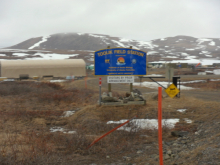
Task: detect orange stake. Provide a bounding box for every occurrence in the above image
[87,116,137,149]
[158,87,163,165]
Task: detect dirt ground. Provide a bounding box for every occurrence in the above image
[0,69,220,165]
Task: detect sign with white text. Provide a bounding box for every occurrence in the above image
[107,76,134,83]
[94,48,147,76]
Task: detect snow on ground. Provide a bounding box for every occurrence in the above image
[213,69,220,75]
[13,53,29,56]
[119,38,134,42]
[50,80,67,83]
[107,119,180,131]
[165,56,178,58]
[184,118,193,123]
[25,53,79,60]
[147,51,158,55]
[150,58,220,65]
[0,49,50,52]
[50,127,76,134]
[0,54,6,56]
[112,40,126,47]
[177,109,187,113]
[133,81,194,90]
[61,111,75,117]
[209,41,216,46]
[136,41,156,49]
[197,38,213,44]
[28,35,51,49]
[143,74,163,77]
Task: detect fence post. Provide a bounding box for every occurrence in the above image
[158,87,163,165]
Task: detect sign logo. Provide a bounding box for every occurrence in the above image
[94,48,147,76]
[117,57,125,65]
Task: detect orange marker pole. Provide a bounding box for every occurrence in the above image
[87,116,137,149]
[158,87,163,165]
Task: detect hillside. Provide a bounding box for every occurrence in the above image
[1,33,220,64]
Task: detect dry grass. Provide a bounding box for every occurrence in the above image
[0,79,220,164]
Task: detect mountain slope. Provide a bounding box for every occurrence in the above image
[3,33,220,64]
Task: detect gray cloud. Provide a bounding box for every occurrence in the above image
[0,0,220,47]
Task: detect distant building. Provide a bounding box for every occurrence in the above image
[0,59,86,79]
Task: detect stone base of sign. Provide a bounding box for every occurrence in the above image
[100,100,146,106]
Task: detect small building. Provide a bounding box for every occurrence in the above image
[0,59,86,79]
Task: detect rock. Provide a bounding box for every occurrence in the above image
[134,96,143,101]
[137,150,143,154]
[167,150,172,155]
[171,131,189,137]
[102,96,117,102]
[164,154,170,160]
[133,89,142,95]
[128,95,134,101]
[106,155,110,159]
[173,143,178,146]
[122,156,131,161]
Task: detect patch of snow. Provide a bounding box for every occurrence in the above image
[213,69,220,75]
[50,80,67,83]
[112,40,125,47]
[185,49,195,51]
[160,38,167,41]
[89,34,105,38]
[197,38,213,44]
[136,41,156,49]
[177,109,187,113]
[13,53,29,56]
[150,58,220,65]
[143,74,163,77]
[209,41,215,46]
[61,111,75,117]
[133,81,194,90]
[107,119,179,131]
[164,56,178,58]
[181,53,188,56]
[28,35,51,49]
[0,54,6,56]
[50,127,65,132]
[147,51,158,55]
[184,118,193,123]
[119,38,133,42]
[184,56,197,60]
[77,33,85,35]
[50,127,76,134]
[25,53,79,60]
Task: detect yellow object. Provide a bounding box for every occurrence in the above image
[0,77,7,81]
[165,84,180,98]
[33,76,39,80]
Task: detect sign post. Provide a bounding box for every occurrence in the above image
[99,77,102,106]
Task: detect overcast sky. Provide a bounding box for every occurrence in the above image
[0,0,220,48]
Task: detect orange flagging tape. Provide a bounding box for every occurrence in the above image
[86,115,137,149]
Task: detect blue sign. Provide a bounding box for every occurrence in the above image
[94,48,147,76]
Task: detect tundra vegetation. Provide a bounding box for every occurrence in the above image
[0,75,220,165]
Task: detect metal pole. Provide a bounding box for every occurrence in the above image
[99,85,101,106]
[179,78,181,98]
[108,83,112,97]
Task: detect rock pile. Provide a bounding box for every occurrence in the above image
[101,89,145,103]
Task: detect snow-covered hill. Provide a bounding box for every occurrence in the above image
[1,33,220,65]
